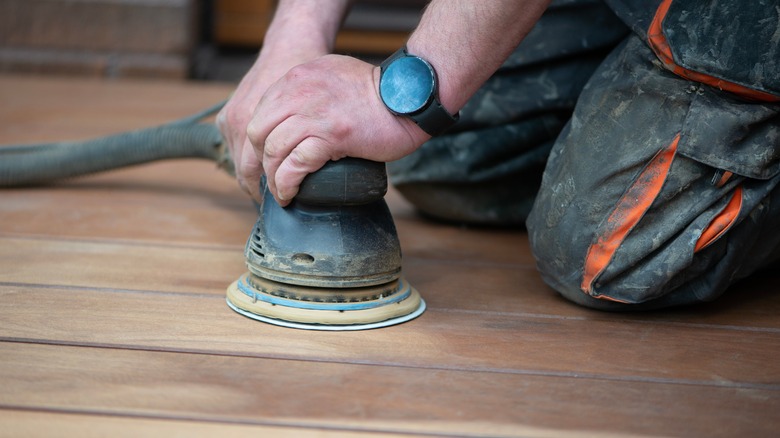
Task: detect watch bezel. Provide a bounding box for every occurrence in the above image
[379,53,437,116]
[379,46,459,137]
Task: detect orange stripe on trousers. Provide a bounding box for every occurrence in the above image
[694,185,743,252]
[581,135,679,298]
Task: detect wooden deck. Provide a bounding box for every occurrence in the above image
[1,75,778,437]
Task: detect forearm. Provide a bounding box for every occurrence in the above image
[259,0,352,62]
[407,0,551,114]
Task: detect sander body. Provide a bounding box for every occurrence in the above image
[226,158,425,330]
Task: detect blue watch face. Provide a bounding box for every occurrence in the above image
[380,56,435,115]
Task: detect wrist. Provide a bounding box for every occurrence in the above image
[404,40,462,116]
[263,0,349,56]
[377,47,459,137]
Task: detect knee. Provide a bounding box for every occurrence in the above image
[526,190,672,311]
[526,205,627,311]
[526,200,714,312]
[526,221,673,311]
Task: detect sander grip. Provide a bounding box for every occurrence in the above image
[296,158,387,206]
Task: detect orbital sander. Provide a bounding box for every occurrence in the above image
[226,158,425,330]
[0,104,425,330]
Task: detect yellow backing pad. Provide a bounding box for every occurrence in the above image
[226,272,425,330]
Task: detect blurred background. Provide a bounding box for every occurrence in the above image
[0,0,425,83]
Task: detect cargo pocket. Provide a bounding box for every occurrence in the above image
[678,86,780,250]
[648,0,780,102]
[580,86,780,304]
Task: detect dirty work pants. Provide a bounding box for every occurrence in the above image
[388,1,780,309]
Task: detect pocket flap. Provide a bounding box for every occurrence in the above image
[679,88,780,180]
[663,0,780,97]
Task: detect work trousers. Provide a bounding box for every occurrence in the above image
[388,0,780,309]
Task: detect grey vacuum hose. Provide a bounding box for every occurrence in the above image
[0,101,233,187]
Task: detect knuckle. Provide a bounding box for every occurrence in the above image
[288,146,310,168]
[330,119,351,142]
[263,139,278,159]
[218,105,243,130]
[245,120,261,144]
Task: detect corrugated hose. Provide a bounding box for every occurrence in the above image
[0,101,233,187]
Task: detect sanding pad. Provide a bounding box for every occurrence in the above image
[226,272,425,331]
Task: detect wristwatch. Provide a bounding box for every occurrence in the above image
[379,46,459,136]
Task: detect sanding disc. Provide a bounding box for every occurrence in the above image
[225,272,425,331]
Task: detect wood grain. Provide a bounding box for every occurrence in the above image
[1,74,779,438]
[1,284,779,387]
[2,342,777,438]
[0,409,416,438]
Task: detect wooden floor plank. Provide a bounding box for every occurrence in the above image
[2,342,777,438]
[0,237,246,295]
[0,409,416,438]
[2,234,779,330]
[1,285,778,387]
[0,164,254,246]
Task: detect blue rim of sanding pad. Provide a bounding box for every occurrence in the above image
[225,297,426,331]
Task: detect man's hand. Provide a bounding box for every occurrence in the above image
[215,0,350,202]
[215,43,330,203]
[247,54,429,206]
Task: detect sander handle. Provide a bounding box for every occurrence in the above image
[296,158,388,206]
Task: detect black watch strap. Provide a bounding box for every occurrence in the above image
[380,47,459,137]
[415,99,459,137]
[381,46,407,69]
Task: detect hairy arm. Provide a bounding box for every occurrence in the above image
[408,1,550,114]
[246,0,551,205]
